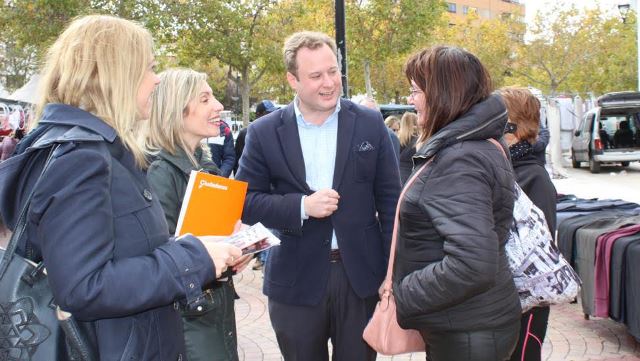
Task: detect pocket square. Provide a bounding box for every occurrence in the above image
[356,141,374,152]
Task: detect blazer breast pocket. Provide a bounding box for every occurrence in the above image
[352,149,377,183]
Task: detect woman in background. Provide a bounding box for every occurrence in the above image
[499,86,556,361]
[144,68,251,361]
[398,112,418,184]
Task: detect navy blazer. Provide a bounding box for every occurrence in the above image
[236,99,401,306]
[0,104,216,360]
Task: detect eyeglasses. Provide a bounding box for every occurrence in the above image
[408,87,423,98]
[504,122,518,134]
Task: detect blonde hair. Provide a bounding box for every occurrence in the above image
[384,115,400,129]
[284,31,337,77]
[143,68,209,167]
[398,112,418,147]
[36,15,154,167]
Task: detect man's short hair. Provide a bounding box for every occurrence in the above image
[283,31,338,78]
[256,100,279,116]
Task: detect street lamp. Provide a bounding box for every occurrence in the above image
[618,2,640,91]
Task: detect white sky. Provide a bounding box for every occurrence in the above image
[523,0,629,25]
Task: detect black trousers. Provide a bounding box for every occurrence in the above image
[268,262,378,361]
[421,321,520,361]
[509,306,550,361]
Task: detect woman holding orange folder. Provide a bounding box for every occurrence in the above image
[143,68,251,361]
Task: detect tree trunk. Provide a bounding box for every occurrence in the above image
[364,60,373,98]
[240,67,251,127]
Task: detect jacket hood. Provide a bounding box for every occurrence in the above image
[415,93,507,160]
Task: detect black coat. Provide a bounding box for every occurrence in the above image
[399,135,417,185]
[393,94,521,332]
[511,152,557,234]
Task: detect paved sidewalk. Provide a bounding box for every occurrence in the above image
[234,265,640,361]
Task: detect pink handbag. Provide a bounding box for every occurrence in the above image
[362,160,431,355]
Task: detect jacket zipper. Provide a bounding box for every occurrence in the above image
[455,110,507,141]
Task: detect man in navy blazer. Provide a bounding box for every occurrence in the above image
[235,31,401,360]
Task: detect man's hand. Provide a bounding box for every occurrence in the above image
[304,188,340,218]
[198,237,243,278]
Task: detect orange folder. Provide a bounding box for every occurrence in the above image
[175,171,248,237]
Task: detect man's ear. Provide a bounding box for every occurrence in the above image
[286,72,298,90]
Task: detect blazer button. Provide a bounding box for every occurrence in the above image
[143,189,153,201]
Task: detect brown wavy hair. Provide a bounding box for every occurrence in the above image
[404,46,493,144]
[497,87,540,144]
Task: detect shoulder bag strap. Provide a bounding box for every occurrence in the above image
[383,156,434,291]
[0,144,61,279]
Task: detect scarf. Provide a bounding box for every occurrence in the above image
[509,140,533,161]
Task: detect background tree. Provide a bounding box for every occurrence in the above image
[167,0,283,126]
[346,0,445,103]
[437,11,524,89]
[510,6,601,95]
[0,0,89,90]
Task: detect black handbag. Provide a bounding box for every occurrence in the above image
[0,144,95,361]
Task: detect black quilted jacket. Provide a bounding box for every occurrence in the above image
[393,94,522,332]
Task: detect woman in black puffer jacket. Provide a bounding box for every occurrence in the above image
[393,46,522,361]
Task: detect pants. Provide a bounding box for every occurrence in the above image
[182,280,239,361]
[509,306,550,361]
[268,262,378,361]
[421,321,520,361]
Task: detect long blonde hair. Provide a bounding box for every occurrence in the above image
[398,112,418,147]
[36,15,154,167]
[143,68,209,167]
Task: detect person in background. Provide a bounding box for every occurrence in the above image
[354,95,401,160]
[143,68,253,361]
[234,100,279,175]
[236,31,401,361]
[398,112,418,184]
[0,128,24,161]
[0,15,241,360]
[209,120,235,177]
[393,46,521,361]
[384,115,400,133]
[238,100,280,270]
[499,87,557,361]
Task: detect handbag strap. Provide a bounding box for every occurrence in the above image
[383,157,434,288]
[487,138,508,160]
[0,144,60,279]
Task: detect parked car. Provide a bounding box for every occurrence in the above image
[379,103,415,119]
[571,91,640,173]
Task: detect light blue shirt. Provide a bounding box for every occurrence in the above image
[295,97,341,249]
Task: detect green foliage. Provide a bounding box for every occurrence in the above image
[1,0,636,103]
[509,5,635,96]
[346,0,445,102]
[436,11,524,89]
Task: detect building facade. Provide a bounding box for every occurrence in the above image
[446,0,525,24]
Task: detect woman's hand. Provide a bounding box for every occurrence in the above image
[378,279,392,299]
[230,254,253,273]
[199,238,242,278]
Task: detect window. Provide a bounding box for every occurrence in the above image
[447,2,457,13]
[479,8,491,18]
[501,12,512,20]
[463,6,477,15]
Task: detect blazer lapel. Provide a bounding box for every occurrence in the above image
[277,104,310,192]
[332,100,356,190]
